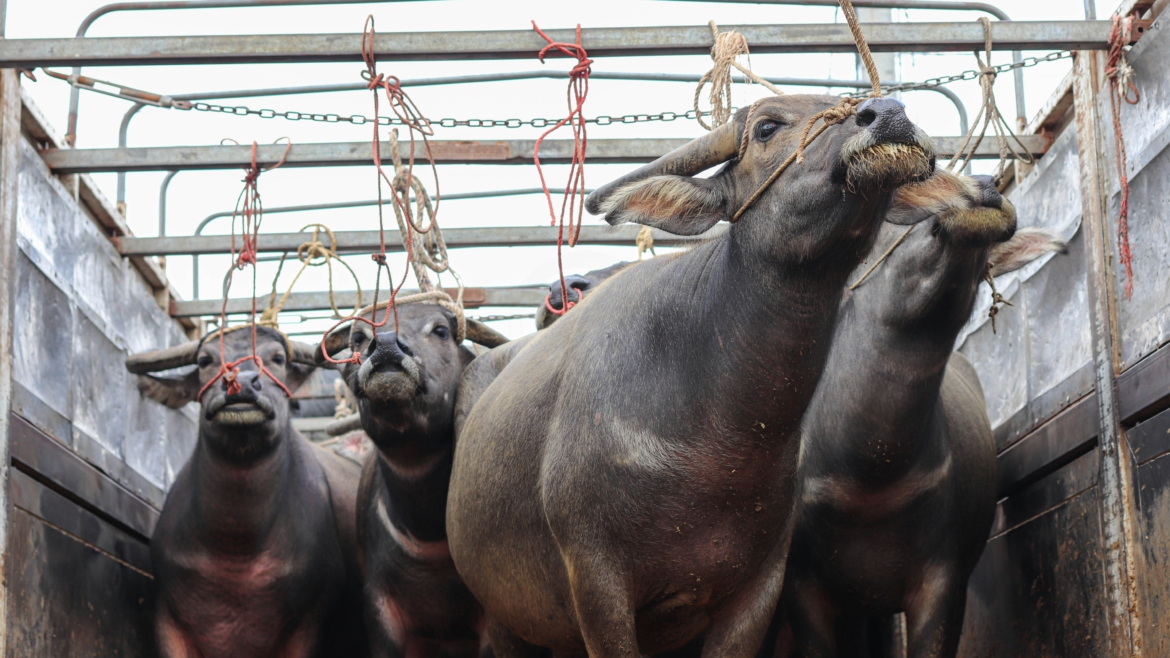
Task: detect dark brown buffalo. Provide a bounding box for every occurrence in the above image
[127,326,367,658]
[779,179,1065,658]
[321,304,507,657]
[446,95,939,657]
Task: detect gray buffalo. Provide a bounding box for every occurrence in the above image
[780,178,1065,658]
[320,304,507,657]
[446,94,942,656]
[127,325,368,658]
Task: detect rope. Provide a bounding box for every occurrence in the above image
[198,139,294,404]
[531,21,593,317]
[848,225,915,290]
[945,17,1034,181]
[732,1,879,222]
[1107,12,1141,299]
[837,0,882,98]
[319,15,446,366]
[636,225,656,260]
[984,269,1013,334]
[334,378,356,419]
[694,21,784,131]
[260,223,364,327]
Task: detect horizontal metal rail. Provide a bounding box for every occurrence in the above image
[173,286,548,317]
[43,135,1050,173]
[119,224,719,257]
[664,0,1009,19]
[0,21,1121,68]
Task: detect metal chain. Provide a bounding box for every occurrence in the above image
[188,101,701,128]
[847,50,1073,97]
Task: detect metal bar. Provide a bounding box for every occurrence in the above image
[1071,47,1144,655]
[43,135,1050,173]
[0,22,1118,68]
[0,68,24,656]
[157,170,179,236]
[661,0,1009,18]
[67,0,433,145]
[120,224,718,257]
[174,286,549,317]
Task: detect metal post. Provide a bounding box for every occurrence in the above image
[158,170,179,237]
[0,67,22,657]
[1072,49,1144,657]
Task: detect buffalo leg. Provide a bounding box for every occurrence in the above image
[701,554,788,658]
[784,573,839,658]
[486,617,551,658]
[903,566,966,658]
[563,551,640,658]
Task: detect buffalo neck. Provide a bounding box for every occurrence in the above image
[190,428,295,555]
[375,446,453,543]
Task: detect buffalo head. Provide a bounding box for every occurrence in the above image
[586,95,935,263]
[127,326,319,462]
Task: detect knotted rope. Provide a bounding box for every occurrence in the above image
[984,268,1012,334]
[260,223,364,327]
[695,21,784,131]
[532,21,593,316]
[732,0,879,222]
[636,225,657,260]
[945,17,1034,181]
[1107,12,1141,299]
[320,15,448,367]
[198,139,293,403]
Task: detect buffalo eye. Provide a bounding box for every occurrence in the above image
[433,325,450,340]
[755,120,782,142]
[197,354,213,368]
[352,333,366,349]
[270,353,285,366]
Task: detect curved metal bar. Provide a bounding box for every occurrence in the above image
[67,0,436,145]
[158,169,179,237]
[190,188,592,299]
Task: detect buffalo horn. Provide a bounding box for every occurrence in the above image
[125,341,200,374]
[585,121,741,215]
[465,319,509,348]
[290,340,327,368]
[321,323,352,361]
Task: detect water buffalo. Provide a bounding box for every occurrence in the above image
[535,261,632,330]
[126,325,368,658]
[446,94,941,656]
[781,181,1065,658]
[320,303,507,657]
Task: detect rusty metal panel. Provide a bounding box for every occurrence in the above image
[6,471,154,658]
[70,314,126,457]
[960,466,1107,658]
[997,394,1099,498]
[1128,405,1170,466]
[1134,449,1170,656]
[12,251,72,423]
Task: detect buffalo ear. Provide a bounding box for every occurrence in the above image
[597,175,726,236]
[885,170,978,226]
[282,363,316,395]
[988,228,1067,277]
[137,371,201,409]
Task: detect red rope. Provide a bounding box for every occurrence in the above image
[319,15,442,365]
[1107,13,1141,299]
[532,21,592,316]
[198,139,293,403]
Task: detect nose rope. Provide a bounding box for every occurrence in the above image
[261,223,364,326]
[848,225,916,291]
[731,0,879,223]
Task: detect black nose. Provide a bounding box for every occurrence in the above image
[370,331,413,369]
[548,275,589,310]
[855,97,916,145]
[970,175,1004,210]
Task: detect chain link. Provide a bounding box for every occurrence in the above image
[847,50,1073,97]
[189,102,700,128]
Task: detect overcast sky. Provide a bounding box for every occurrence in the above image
[7,0,1103,339]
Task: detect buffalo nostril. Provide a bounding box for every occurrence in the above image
[251,375,263,392]
[855,108,877,127]
[396,336,413,357]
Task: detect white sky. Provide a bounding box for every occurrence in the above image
[7,0,1104,340]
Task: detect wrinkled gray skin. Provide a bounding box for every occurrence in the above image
[135,327,367,658]
[779,184,1065,658]
[447,95,939,657]
[331,304,488,657]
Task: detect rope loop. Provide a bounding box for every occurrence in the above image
[1107,12,1141,298]
[694,21,784,131]
[532,21,592,317]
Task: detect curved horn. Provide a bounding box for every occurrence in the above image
[465,319,509,348]
[125,341,200,374]
[585,121,741,215]
[326,413,363,437]
[290,341,327,368]
[322,323,352,361]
